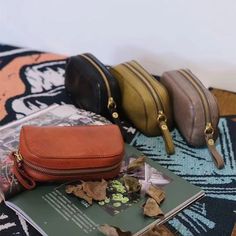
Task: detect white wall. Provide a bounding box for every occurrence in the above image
[0,0,236,92]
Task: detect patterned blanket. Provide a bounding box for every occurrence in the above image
[0,44,235,236]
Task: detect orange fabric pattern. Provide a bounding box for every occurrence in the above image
[0,53,65,120]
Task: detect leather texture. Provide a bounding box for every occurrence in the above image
[14,125,124,188]
[110,61,173,136]
[161,69,219,147]
[65,53,121,121]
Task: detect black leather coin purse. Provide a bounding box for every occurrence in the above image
[65,53,122,125]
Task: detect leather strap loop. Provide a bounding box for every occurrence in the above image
[159,121,175,155]
[10,152,36,190]
[205,135,225,169]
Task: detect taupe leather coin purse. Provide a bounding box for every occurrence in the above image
[161,69,224,169]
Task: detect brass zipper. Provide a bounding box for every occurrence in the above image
[178,70,212,127]
[123,62,175,155]
[178,69,224,168]
[178,70,215,136]
[80,54,117,112]
[13,151,122,176]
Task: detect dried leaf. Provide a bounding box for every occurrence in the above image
[99,224,132,236]
[146,185,165,205]
[143,198,164,218]
[73,187,93,205]
[65,184,92,204]
[82,179,107,201]
[127,156,145,172]
[142,225,175,236]
[65,185,76,194]
[122,175,141,193]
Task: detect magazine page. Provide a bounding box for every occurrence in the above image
[5,144,204,236]
[0,104,110,201]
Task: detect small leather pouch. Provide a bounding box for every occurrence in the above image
[161,69,224,169]
[110,61,175,155]
[65,53,122,129]
[11,125,124,190]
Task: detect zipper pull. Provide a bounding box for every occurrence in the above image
[107,97,126,139]
[157,112,175,155]
[11,152,36,190]
[205,124,225,169]
[107,97,120,122]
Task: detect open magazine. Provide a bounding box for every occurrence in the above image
[0,104,205,235]
[4,145,204,236]
[0,104,110,201]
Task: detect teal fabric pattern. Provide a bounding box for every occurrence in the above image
[130,118,236,236]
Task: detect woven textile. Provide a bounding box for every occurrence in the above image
[0,44,235,236]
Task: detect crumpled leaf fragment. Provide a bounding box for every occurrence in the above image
[143,198,164,218]
[65,185,76,194]
[142,225,175,236]
[73,187,93,205]
[99,224,132,236]
[146,185,165,205]
[82,179,107,201]
[65,184,93,204]
[127,156,145,172]
[65,184,82,194]
[122,175,141,193]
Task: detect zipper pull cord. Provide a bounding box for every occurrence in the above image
[204,124,225,169]
[205,134,225,169]
[157,113,175,155]
[11,152,36,190]
[107,97,126,140]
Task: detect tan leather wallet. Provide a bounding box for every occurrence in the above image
[11,124,124,189]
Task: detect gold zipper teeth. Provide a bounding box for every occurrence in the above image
[130,61,161,84]
[80,54,112,98]
[123,63,164,112]
[178,69,212,125]
[15,152,121,176]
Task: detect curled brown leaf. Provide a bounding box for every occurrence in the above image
[65,185,76,194]
[143,198,164,218]
[82,179,107,201]
[65,184,93,204]
[99,224,132,236]
[142,225,175,236]
[127,156,145,172]
[146,185,165,205]
[73,187,93,205]
[122,175,141,193]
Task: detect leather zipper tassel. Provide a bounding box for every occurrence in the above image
[11,152,36,190]
[157,112,175,155]
[205,124,224,169]
[178,70,224,169]
[124,63,175,155]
